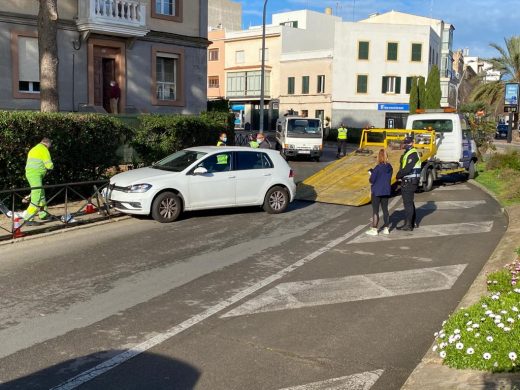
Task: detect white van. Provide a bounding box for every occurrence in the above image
[275,116,323,161]
[406,112,478,190]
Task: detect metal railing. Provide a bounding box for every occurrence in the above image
[0,180,115,240]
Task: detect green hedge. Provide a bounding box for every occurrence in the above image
[131,112,235,165]
[0,112,130,190]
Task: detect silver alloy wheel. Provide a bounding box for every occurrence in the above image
[269,190,286,211]
[160,197,177,219]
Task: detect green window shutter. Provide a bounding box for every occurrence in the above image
[382,76,388,93]
[406,77,413,94]
[288,77,295,94]
[358,41,369,60]
[357,75,368,93]
[412,43,422,62]
[302,76,309,94]
[387,43,398,61]
[395,77,401,94]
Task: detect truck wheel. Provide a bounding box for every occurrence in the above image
[423,169,434,192]
[467,160,476,180]
[263,186,289,214]
[151,191,182,223]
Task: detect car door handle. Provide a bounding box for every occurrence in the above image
[228,176,236,179]
[263,173,272,177]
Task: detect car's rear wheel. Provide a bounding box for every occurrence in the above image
[151,191,182,223]
[263,186,289,214]
[423,168,434,192]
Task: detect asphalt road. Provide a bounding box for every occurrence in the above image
[0,153,507,390]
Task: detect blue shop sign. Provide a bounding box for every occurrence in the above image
[378,103,409,111]
[232,104,245,111]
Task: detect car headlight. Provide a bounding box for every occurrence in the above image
[126,184,152,193]
[312,144,321,150]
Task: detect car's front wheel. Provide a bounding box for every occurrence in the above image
[263,186,289,214]
[151,191,182,223]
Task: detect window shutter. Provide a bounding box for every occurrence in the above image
[406,77,413,94]
[18,37,39,82]
[395,77,401,94]
[382,76,388,93]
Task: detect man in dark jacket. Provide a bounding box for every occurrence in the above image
[396,136,421,231]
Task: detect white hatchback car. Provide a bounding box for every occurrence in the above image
[108,146,296,222]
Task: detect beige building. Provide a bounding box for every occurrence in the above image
[0,0,209,113]
[207,29,226,99]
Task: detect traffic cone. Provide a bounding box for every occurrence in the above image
[13,216,25,238]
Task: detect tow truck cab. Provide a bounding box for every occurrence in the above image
[275,116,323,161]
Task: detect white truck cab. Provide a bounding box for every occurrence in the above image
[275,116,323,161]
[405,112,478,189]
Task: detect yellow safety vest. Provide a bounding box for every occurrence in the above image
[217,140,226,147]
[401,147,421,178]
[337,127,348,140]
[249,141,259,148]
[216,154,229,165]
[26,143,53,174]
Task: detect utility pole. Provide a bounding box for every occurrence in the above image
[259,0,269,134]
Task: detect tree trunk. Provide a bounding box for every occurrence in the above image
[38,0,59,112]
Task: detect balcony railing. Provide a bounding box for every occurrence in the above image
[77,0,149,37]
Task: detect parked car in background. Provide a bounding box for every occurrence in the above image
[108,147,296,222]
[495,123,509,139]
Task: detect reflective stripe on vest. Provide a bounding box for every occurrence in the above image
[337,127,348,140]
[216,154,229,165]
[401,147,421,178]
[249,141,259,148]
[26,143,53,172]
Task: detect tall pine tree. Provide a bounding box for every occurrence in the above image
[424,65,442,109]
[418,76,426,110]
[409,76,418,113]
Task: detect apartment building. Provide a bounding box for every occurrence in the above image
[332,11,454,128]
[208,0,241,31]
[0,0,209,114]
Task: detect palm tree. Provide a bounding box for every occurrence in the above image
[471,36,520,115]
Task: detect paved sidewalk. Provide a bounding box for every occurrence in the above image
[402,186,520,389]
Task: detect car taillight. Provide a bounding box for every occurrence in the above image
[289,169,295,178]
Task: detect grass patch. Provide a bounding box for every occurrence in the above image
[432,257,520,372]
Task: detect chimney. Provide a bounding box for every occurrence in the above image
[325,7,333,15]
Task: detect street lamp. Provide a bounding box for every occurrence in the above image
[259,0,269,134]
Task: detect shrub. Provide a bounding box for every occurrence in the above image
[131,112,234,165]
[486,150,520,171]
[0,111,131,190]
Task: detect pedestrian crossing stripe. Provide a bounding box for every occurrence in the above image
[278,369,384,390]
[415,200,486,210]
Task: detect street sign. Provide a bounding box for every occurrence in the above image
[504,83,519,113]
[504,106,518,113]
[378,103,410,111]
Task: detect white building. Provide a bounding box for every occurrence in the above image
[464,50,501,82]
[332,11,456,128]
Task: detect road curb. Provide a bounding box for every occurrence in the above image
[401,183,520,389]
[0,215,131,247]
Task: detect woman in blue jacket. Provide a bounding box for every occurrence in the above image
[366,149,393,236]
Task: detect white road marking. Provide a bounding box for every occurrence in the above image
[278,369,384,390]
[350,221,494,244]
[416,200,486,210]
[434,184,471,191]
[51,225,367,390]
[222,264,467,317]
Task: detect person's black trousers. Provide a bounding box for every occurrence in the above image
[337,140,347,156]
[401,180,418,228]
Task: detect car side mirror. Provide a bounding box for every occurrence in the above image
[193,167,208,175]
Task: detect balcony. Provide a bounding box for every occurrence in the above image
[77,0,149,38]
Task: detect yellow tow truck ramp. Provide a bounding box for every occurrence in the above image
[296,129,437,206]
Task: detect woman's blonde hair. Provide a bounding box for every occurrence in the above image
[377,148,388,164]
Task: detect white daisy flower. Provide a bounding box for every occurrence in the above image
[485,310,492,315]
[475,333,481,337]
[507,318,515,323]
[494,319,501,324]
[509,352,517,361]
[482,303,488,308]
[495,315,502,320]
[455,334,461,341]
[483,352,491,360]
[491,295,500,300]
[473,323,480,328]
[434,332,439,337]
[454,329,461,334]
[466,327,473,332]
[497,323,505,329]
[466,347,475,355]
[501,310,508,314]
[487,336,494,342]
[432,345,438,352]
[464,313,469,317]
[442,320,447,325]
[466,321,473,326]
[512,306,519,312]
[456,342,464,350]
[494,362,499,368]
[489,313,496,318]
[504,327,511,332]
[440,350,447,358]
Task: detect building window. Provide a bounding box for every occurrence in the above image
[387,42,398,61]
[382,76,401,94]
[280,21,298,28]
[287,77,295,94]
[315,110,324,120]
[301,110,308,117]
[209,48,219,61]
[152,48,184,106]
[152,0,182,22]
[302,76,309,94]
[11,32,40,99]
[258,48,269,62]
[317,75,325,93]
[357,75,368,94]
[235,50,245,64]
[226,71,269,97]
[358,41,369,60]
[411,43,422,62]
[406,76,414,94]
[208,76,219,88]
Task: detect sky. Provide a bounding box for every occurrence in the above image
[238,0,519,58]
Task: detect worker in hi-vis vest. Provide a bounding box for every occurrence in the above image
[217,132,227,146]
[396,136,421,231]
[23,137,53,222]
[336,123,348,158]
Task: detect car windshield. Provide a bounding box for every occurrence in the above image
[287,119,322,138]
[152,150,207,172]
[411,119,453,133]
